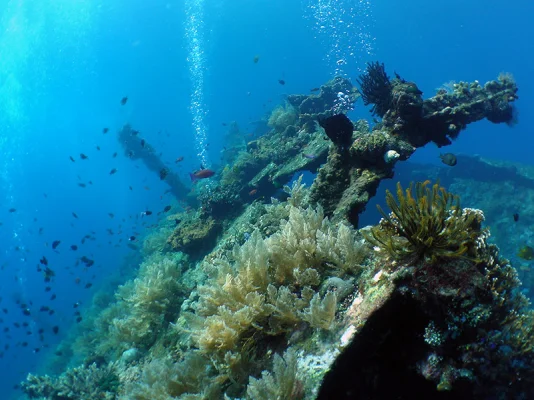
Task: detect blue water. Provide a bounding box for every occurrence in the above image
[0,0,532,397]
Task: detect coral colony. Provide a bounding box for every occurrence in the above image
[22,64,533,399]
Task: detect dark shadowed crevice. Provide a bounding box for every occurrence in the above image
[316,292,474,400]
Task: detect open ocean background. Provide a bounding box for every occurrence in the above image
[0,0,532,397]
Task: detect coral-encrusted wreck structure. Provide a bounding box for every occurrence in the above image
[21,64,534,400]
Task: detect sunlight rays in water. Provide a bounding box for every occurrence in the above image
[185,0,211,179]
[0,0,95,296]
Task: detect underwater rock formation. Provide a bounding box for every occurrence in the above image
[311,67,518,226]
[22,67,529,400]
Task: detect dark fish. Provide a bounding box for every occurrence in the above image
[50,294,56,300]
[81,256,94,267]
[163,205,171,213]
[129,186,133,191]
[189,169,215,182]
[85,283,92,289]
[108,213,114,218]
[518,245,534,261]
[112,152,117,158]
[96,146,101,151]
[22,308,30,316]
[52,326,59,334]
[159,168,169,180]
[131,130,139,136]
[52,240,61,249]
[45,286,51,292]
[129,236,136,241]
[72,212,78,219]
[144,210,152,216]
[76,316,82,323]
[140,139,145,147]
[78,183,86,188]
[8,208,16,213]
[175,156,184,163]
[121,96,128,105]
[310,87,320,92]
[70,245,78,251]
[303,153,316,159]
[278,79,285,85]
[40,256,48,266]
[80,153,88,160]
[439,153,457,166]
[253,55,260,63]
[103,128,109,134]
[44,267,55,281]
[513,213,519,222]
[69,156,75,162]
[109,168,118,175]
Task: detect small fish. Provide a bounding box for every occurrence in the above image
[72,212,78,219]
[70,245,78,251]
[121,96,128,105]
[85,283,92,289]
[175,156,184,163]
[249,189,258,196]
[22,308,30,316]
[144,210,152,216]
[40,256,48,266]
[163,205,171,213]
[303,153,316,159]
[50,294,56,300]
[310,87,320,92]
[69,156,76,162]
[253,55,260,64]
[140,139,145,147]
[109,168,118,175]
[518,245,534,261]
[52,240,61,250]
[159,168,169,180]
[78,183,86,188]
[278,79,285,85]
[102,128,109,134]
[8,208,16,213]
[189,168,215,182]
[80,153,88,160]
[108,213,114,218]
[112,152,117,158]
[513,213,519,222]
[76,316,82,323]
[129,236,136,241]
[439,153,457,166]
[52,326,59,334]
